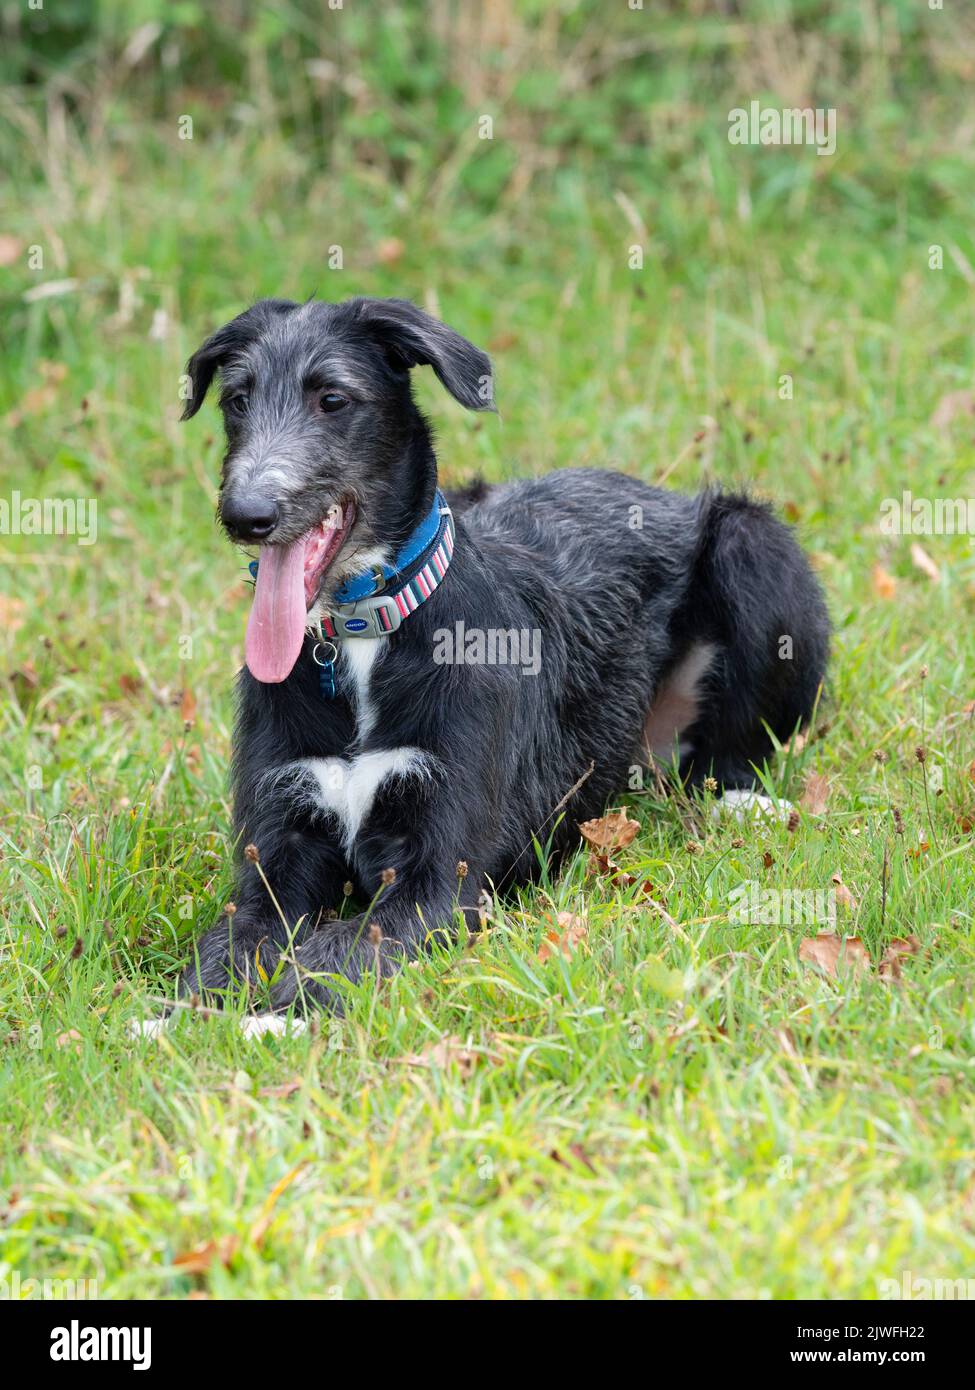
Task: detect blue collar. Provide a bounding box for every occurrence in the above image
[334,491,445,604]
[316,489,456,644]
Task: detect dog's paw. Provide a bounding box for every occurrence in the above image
[712,790,795,824]
[181,918,283,1003]
[269,916,398,1014]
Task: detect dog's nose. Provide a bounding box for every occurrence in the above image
[222,495,280,543]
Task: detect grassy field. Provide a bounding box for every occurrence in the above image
[1,2,975,1299]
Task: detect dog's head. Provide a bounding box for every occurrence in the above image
[182,297,494,681]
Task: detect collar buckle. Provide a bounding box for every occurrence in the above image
[329,593,402,638]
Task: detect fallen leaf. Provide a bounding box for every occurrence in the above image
[872,564,897,600]
[879,935,921,983]
[830,872,858,911]
[799,932,870,978]
[257,1078,303,1099]
[375,237,405,265]
[179,687,197,727]
[0,234,23,267]
[0,595,26,632]
[550,1143,597,1173]
[537,911,588,962]
[400,1034,496,1077]
[910,542,940,583]
[800,771,831,816]
[578,808,639,851]
[173,1235,239,1275]
[930,389,975,432]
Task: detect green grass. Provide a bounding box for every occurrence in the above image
[1,1,975,1299]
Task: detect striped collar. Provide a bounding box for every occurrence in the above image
[318,491,455,641]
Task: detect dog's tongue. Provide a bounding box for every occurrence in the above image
[245,539,307,683]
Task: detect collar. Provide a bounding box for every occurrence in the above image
[317,490,455,641]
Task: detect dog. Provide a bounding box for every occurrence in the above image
[180,296,829,1010]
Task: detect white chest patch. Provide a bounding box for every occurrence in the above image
[299,748,436,851]
[339,639,385,742]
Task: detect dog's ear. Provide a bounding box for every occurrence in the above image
[181,299,296,420]
[354,298,496,411]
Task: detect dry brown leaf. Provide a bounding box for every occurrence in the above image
[173,1235,239,1275]
[375,237,405,265]
[400,1034,493,1077]
[879,935,921,983]
[910,542,940,583]
[0,234,23,267]
[550,1142,597,1173]
[800,771,831,816]
[119,673,143,697]
[930,389,975,432]
[830,872,858,911]
[537,911,588,963]
[257,1078,303,1099]
[0,595,26,632]
[578,808,639,851]
[179,687,197,727]
[872,564,897,600]
[799,932,870,978]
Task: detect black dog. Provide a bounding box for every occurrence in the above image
[180,296,828,1010]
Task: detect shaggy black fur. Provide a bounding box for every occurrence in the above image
[179,297,829,1010]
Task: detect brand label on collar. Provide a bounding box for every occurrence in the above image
[344,617,369,632]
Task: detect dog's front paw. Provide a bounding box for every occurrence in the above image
[269,915,401,1014]
[181,917,283,1004]
[711,790,795,824]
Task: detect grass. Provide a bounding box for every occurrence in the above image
[1,1,975,1299]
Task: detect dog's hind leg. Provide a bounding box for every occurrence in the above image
[672,491,829,795]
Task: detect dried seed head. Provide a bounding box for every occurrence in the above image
[873,749,889,764]
[71,937,83,958]
[893,806,905,834]
[380,867,396,886]
[786,810,800,833]
[920,664,929,680]
[367,921,383,946]
[685,840,703,855]
[224,901,237,917]
[731,836,745,849]
[915,745,926,764]
[244,843,259,863]
[55,924,67,939]
[342,881,354,898]
[112,981,123,998]
[703,775,718,794]
[456,860,469,879]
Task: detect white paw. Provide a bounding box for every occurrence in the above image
[127,1013,307,1040]
[238,1014,307,1039]
[712,790,795,824]
[127,1017,170,1040]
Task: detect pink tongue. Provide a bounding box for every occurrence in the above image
[245,540,307,683]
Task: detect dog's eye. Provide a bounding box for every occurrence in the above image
[225,394,249,417]
[320,393,349,414]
